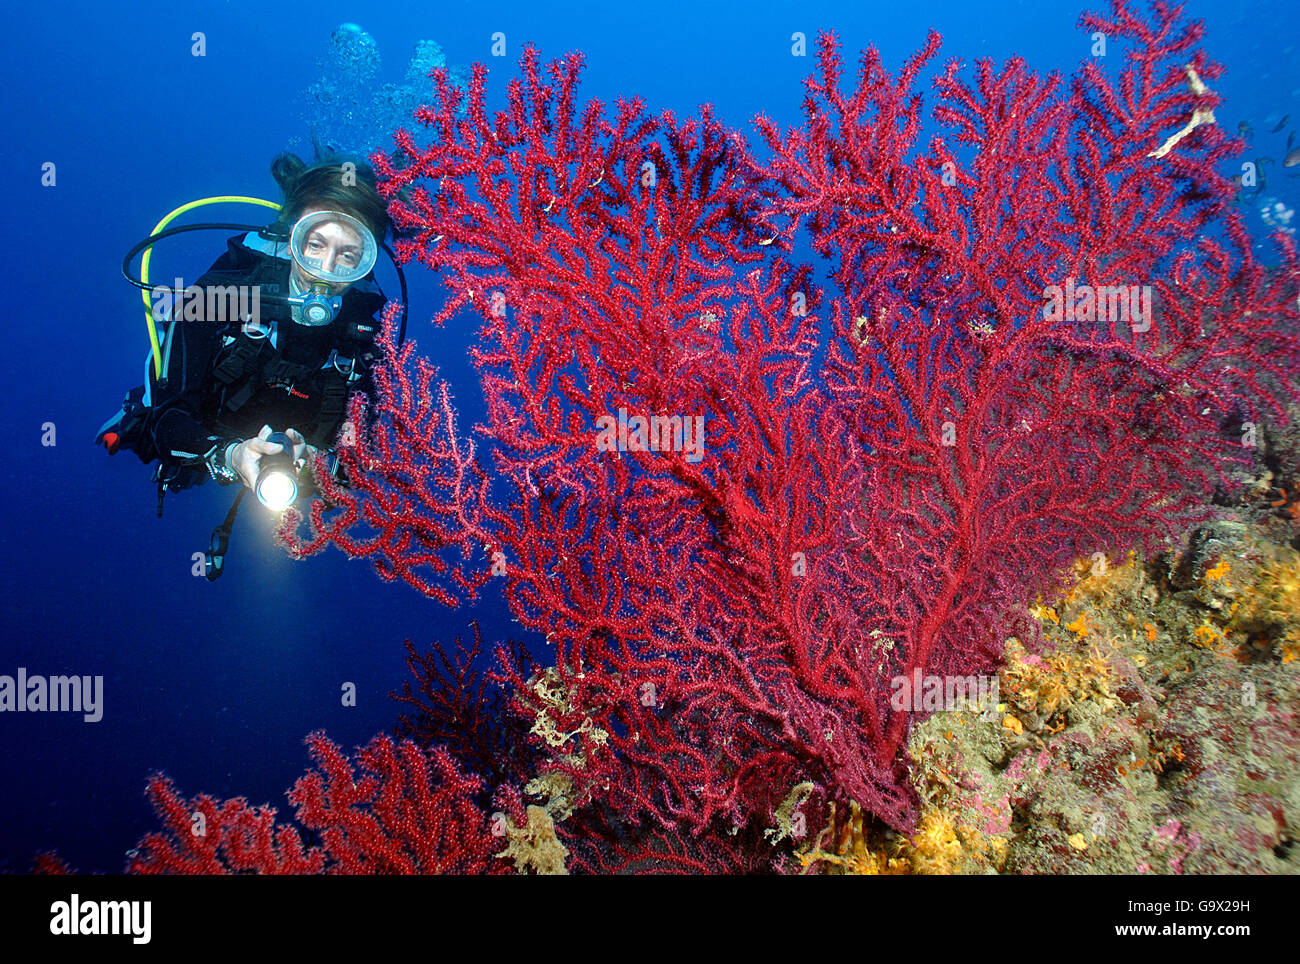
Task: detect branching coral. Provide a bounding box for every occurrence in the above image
[797,801,1000,875]
[1002,636,1120,726]
[1223,554,1300,662]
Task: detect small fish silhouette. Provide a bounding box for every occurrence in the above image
[1270,114,1289,133]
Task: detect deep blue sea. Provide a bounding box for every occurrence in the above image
[1,0,1295,873]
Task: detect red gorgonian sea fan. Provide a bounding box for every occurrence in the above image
[276,0,1299,857]
[125,733,504,874]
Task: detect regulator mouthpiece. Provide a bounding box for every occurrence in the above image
[300,283,341,326]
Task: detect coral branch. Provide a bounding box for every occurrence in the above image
[128,733,504,875]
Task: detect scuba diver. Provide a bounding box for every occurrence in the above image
[96,152,408,578]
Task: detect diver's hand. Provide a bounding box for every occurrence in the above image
[229,424,286,491]
[283,427,315,464]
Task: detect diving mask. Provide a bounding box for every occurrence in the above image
[287,210,378,325]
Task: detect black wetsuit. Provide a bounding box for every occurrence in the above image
[147,231,385,492]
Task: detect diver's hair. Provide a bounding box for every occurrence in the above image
[268,151,392,243]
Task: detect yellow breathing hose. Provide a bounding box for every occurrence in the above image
[140,196,282,379]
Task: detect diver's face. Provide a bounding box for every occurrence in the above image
[292,207,365,293]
